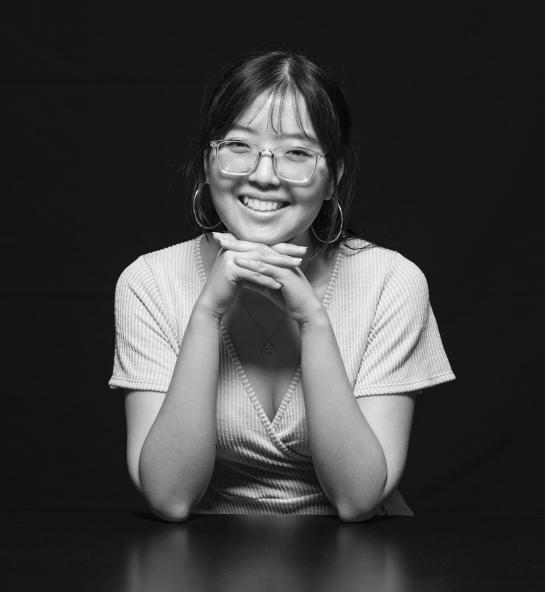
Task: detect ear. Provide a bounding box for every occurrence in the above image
[327,160,345,200]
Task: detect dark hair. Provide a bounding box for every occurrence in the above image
[184,50,395,259]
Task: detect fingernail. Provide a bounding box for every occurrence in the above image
[292,257,302,263]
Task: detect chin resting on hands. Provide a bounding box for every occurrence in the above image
[212,232,325,326]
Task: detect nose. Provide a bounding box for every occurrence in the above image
[247,150,280,186]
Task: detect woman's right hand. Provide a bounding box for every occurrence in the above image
[195,234,308,321]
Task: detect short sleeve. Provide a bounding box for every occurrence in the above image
[108,255,179,393]
[354,253,456,397]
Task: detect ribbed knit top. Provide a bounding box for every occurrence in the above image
[108,234,456,516]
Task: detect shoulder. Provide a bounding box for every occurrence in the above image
[339,237,428,298]
[116,236,201,289]
[139,236,200,277]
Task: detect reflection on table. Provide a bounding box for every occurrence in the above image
[4,511,543,592]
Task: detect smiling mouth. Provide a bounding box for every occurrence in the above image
[238,196,289,213]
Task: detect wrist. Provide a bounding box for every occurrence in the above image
[298,307,330,332]
[192,300,224,326]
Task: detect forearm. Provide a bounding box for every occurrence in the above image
[138,302,221,521]
[300,310,388,521]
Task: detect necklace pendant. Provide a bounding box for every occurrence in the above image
[262,342,275,358]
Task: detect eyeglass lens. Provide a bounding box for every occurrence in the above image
[216,141,317,182]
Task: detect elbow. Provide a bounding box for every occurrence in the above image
[336,480,386,523]
[337,505,378,523]
[337,474,387,523]
[135,465,193,523]
[150,501,192,523]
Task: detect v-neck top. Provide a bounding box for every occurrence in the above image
[108,234,456,516]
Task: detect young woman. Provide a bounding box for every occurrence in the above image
[108,51,456,522]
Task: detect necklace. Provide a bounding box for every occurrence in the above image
[238,254,316,358]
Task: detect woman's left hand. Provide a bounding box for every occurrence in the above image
[213,232,324,327]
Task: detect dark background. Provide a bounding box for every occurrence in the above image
[2,4,543,514]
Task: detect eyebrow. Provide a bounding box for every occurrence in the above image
[229,125,319,145]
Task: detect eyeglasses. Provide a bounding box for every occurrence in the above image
[210,139,326,183]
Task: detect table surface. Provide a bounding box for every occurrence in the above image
[2,511,544,592]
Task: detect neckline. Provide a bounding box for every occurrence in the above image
[194,234,345,431]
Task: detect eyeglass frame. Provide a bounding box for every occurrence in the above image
[209,139,327,184]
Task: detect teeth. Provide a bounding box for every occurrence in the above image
[242,196,285,212]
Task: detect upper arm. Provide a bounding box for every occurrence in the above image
[124,389,167,492]
[356,390,420,500]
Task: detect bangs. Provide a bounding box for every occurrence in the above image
[266,83,315,140]
[232,82,316,142]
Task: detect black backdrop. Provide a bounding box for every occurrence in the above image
[3,4,543,515]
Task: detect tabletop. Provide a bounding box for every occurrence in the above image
[2,510,544,591]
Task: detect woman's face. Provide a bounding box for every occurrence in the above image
[205,91,336,248]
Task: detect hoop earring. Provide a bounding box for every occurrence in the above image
[311,200,344,244]
[192,183,222,230]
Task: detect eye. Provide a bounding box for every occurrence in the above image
[223,140,252,153]
[283,147,314,161]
